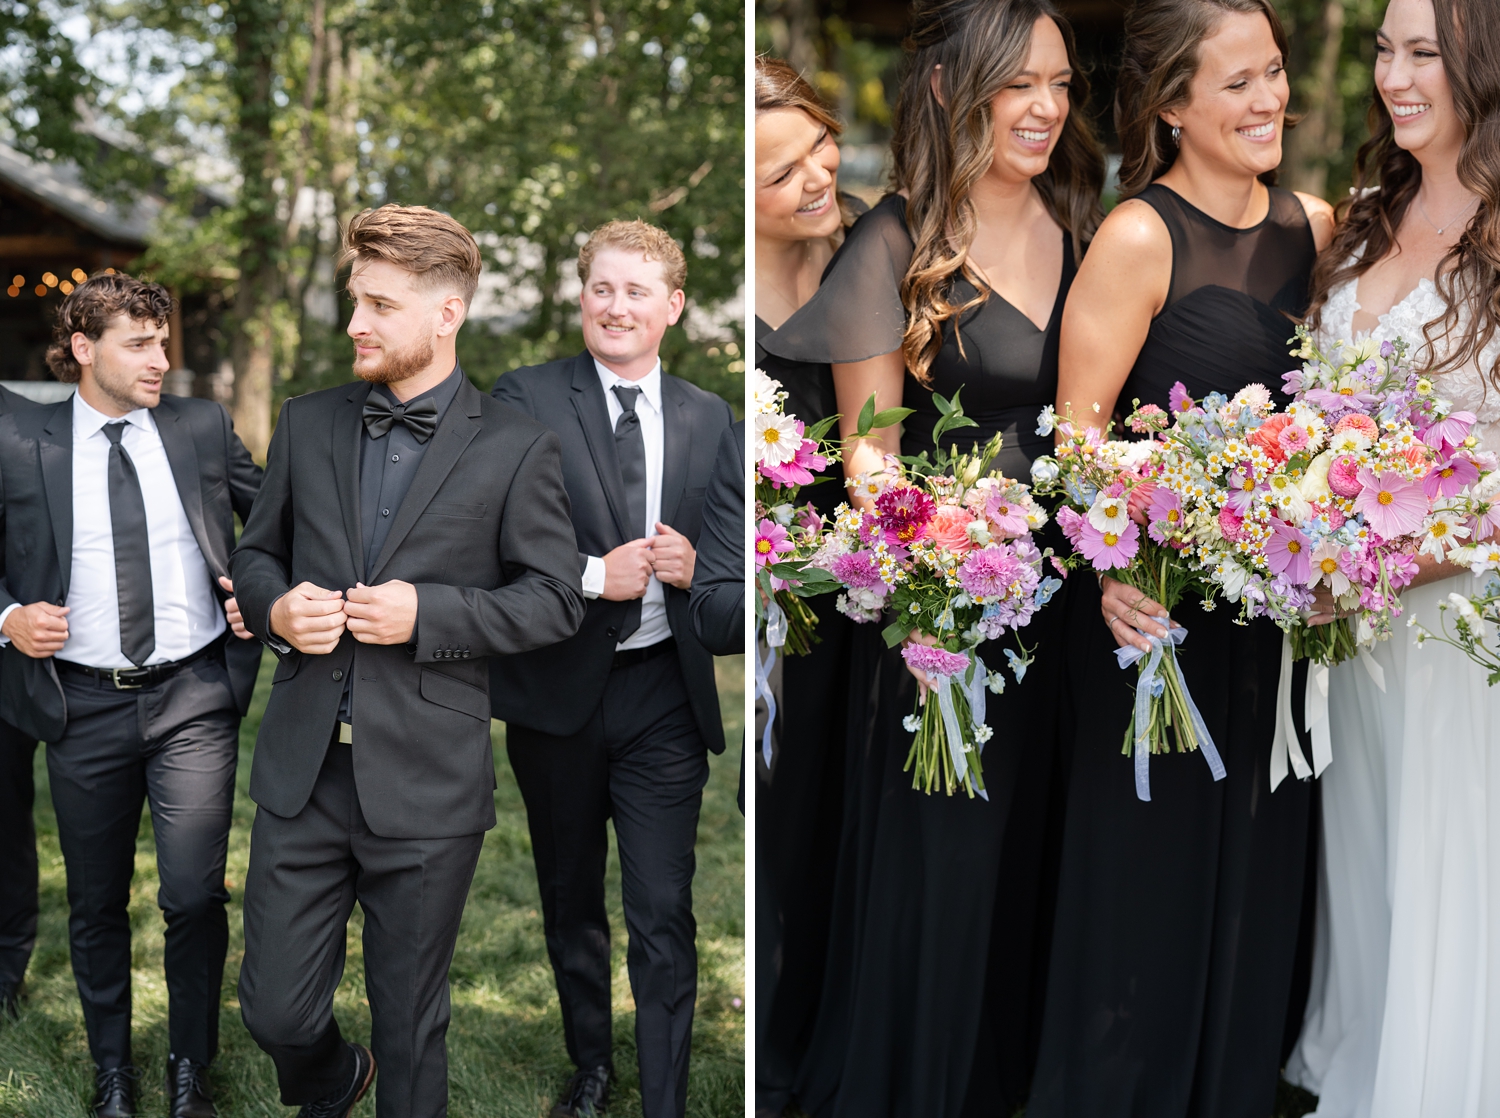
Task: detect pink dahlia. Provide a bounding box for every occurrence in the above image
[959,545,1025,599]
[1078,519,1140,570]
[902,643,971,679]
[1327,455,1364,499]
[927,504,977,555]
[1333,413,1379,442]
[829,550,886,592]
[1266,519,1312,584]
[875,484,936,548]
[1218,504,1249,543]
[755,519,793,569]
[1278,424,1310,456]
[1422,454,1479,500]
[1353,468,1428,540]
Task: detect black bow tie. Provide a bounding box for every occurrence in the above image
[362,393,439,443]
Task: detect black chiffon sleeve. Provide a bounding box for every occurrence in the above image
[759,193,912,366]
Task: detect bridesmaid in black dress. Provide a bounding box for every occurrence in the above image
[764,2,1104,1114]
[752,56,866,1118]
[1028,2,1334,1116]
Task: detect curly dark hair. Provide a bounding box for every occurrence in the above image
[45,273,174,384]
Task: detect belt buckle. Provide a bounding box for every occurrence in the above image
[110,667,145,690]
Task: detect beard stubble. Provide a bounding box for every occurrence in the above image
[353,334,435,385]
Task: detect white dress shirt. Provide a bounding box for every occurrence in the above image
[2,393,225,667]
[582,358,672,651]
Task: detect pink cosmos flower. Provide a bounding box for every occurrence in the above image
[1056,506,1087,548]
[927,504,977,555]
[1266,519,1312,584]
[1078,518,1140,570]
[959,545,1025,599]
[796,505,823,533]
[985,492,1032,539]
[760,435,830,488]
[1305,384,1380,414]
[1224,464,1265,514]
[1146,487,1184,545]
[1327,455,1364,499]
[902,643,971,679]
[1422,410,1476,452]
[1050,556,1069,578]
[1169,381,1195,413]
[755,519,793,569]
[1353,468,1428,540]
[1305,539,1350,595]
[1422,454,1479,499]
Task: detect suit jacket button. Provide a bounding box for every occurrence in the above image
[606,627,618,638]
[332,669,344,681]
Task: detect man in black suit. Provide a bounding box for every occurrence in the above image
[0,273,264,1118]
[0,382,44,1024]
[232,204,586,1118]
[490,219,734,1118]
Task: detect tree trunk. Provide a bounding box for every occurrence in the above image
[1285,0,1347,198]
[227,0,283,461]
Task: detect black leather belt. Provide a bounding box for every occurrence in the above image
[56,639,221,690]
[611,636,676,671]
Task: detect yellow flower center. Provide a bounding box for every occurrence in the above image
[1103,532,1119,546]
[1104,502,1120,517]
[763,428,781,445]
[1167,509,1180,523]
[1287,539,1302,554]
[756,539,773,554]
[1378,490,1394,506]
[1242,479,1255,491]
[1441,467,1455,479]
[1433,521,1449,537]
[1339,386,1355,395]
[997,505,1010,516]
[1320,557,1338,574]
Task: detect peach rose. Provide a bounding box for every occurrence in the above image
[927,504,977,555]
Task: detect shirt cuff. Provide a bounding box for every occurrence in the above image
[264,593,294,655]
[0,602,18,646]
[581,555,606,600]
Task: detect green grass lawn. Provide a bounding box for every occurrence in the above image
[0,652,745,1118]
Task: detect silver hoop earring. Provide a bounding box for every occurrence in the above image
[1171,125,1182,146]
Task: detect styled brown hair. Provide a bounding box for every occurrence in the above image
[340,204,483,305]
[1114,0,1293,200]
[577,219,688,293]
[1308,0,1500,387]
[755,54,859,230]
[45,272,174,384]
[890,0,1105,385]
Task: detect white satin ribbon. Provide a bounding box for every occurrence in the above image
[1270,633,1334,792]
[756,600,788,768]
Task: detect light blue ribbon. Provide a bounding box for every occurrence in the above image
[1114,625,1225,801]
[756,600,787,768]
[922,653,990,801]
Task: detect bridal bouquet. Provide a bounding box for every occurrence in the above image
[1030,407,1224,801]
[810,395,1059,798]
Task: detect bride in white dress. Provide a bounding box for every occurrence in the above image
[1286,0,1500,1115]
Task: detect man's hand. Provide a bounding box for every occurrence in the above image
[344,581,418,645]
[648,522,696,590]
[218,576,253,640]
[1,602,69,658]
[270,583,347,655]
[601,540,654,601]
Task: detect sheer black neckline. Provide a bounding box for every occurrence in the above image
[1145,182,1276,235]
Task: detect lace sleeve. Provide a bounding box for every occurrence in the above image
[760,193,913,366]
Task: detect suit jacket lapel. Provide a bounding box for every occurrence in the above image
[367,376,482,583]
[570,354,632,545]
[38,400,73,599]
[153,397,217,576]
[659,376,688,529]
[332,383,370,585]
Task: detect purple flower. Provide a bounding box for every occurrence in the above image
[1423,454,1480,499]
[1265,519,1312,584]
[1422,411,1476,453]
[1170,382,1194,413]
[1353,468,1428,541]
[875,484,936,548]
[959,545,1025,599]
[1056,506,1086,548]
[902,643,971,679]
[1146,487,1184,545]
[1304,386,1380,414]
[1078,519,1140,570]
[829,550,886,592]
[1224,463,1265,514]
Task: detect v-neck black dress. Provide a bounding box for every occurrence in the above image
[766,192,1079,1118]
[1028,184,1318,1118]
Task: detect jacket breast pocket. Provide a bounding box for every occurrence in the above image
[428,501,487,519]
[420,667,490,721]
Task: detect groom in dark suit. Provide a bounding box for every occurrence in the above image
[0,273,263,1117]
[490,219,734,1118]
[232,204,586,1118]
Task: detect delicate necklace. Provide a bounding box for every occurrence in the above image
[1416,190,1479,236]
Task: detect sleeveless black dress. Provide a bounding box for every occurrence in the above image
[768,192,1078,1117]
[1028,185,1318,1118]
[753,313,857,1114]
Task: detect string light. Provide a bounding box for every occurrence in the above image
[70,268,87,282]
[33,284,45,297]
[5,286,17,298]
[9,275,21,287]
[41,272,57,287]
[59,280,74,294]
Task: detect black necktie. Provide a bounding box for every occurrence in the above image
[362,394,439,442]
[611,384,647,641]
[101,422,155,667]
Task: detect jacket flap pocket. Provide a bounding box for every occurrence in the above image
[420,667,490,720]
[271,651,302,683]
[428,501,487,518]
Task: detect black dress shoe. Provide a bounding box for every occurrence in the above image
[90,1065,138,1118]
[166,1054,216,1118]
[0,981,20,1022]
[296,1043,375,1118]
[550,1065,611,1118]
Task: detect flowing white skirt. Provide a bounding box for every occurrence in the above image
[1288,574,1500,1117]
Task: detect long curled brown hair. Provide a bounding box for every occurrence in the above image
[1307,0,1500,387]
[1114,0,1293,201]
[890,0,1105,385]
[755,54,858,229]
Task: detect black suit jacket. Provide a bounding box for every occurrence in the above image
[231,374,587,839]
[0,393,264,742]
[488,351,734,752]
[689,421,745,658]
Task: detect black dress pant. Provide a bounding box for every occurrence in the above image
[46,657,239,1069]
[239,739,485,1117]
[508,650,710,1118]
[0,716,40,994]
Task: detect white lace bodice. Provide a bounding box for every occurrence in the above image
[1319,272,1500,448]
